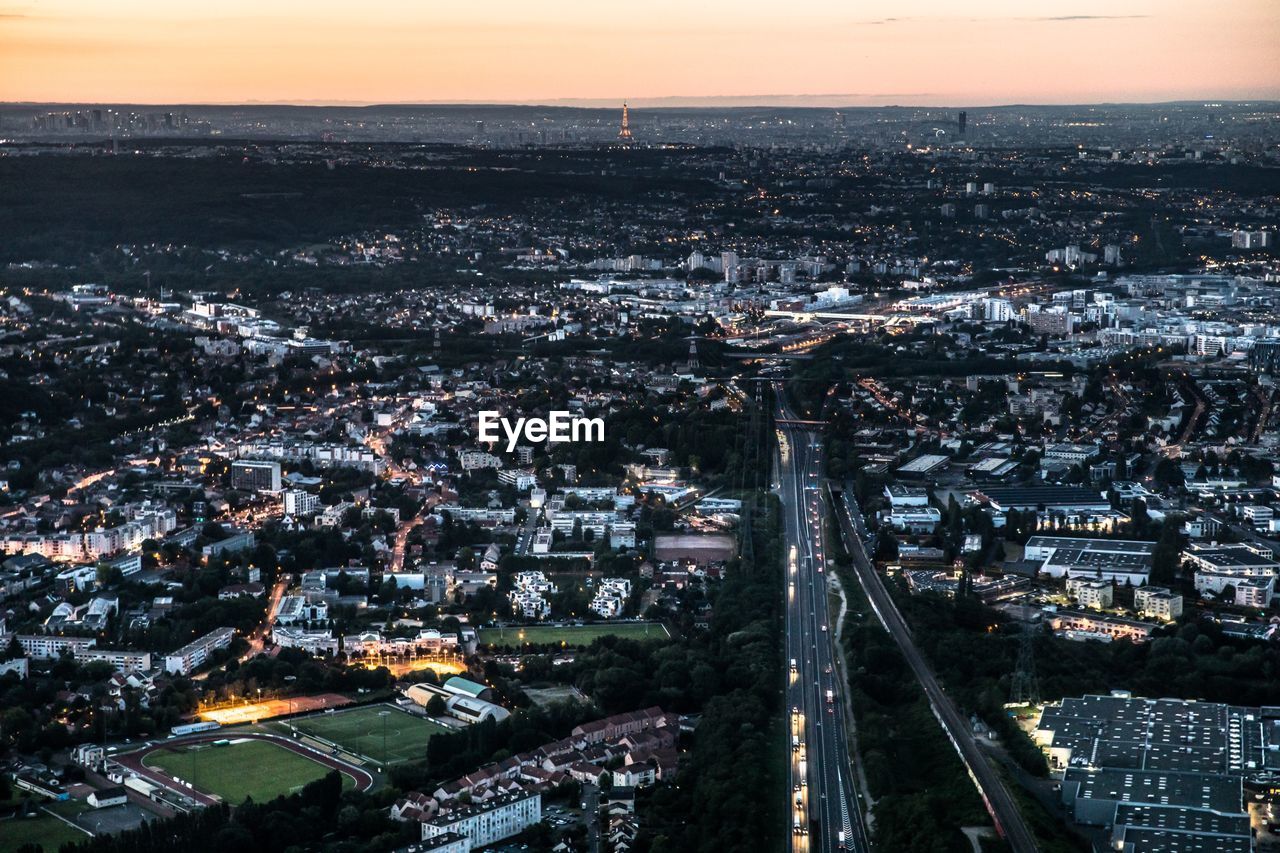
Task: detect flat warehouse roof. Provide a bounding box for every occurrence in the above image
[976,486,1110,507]
[898,454,948,473]
[1065,767,1242,815]
[1111,827,1251,853]
[1038,695,1266,777]
[1051,550,1153,571]
[1027,536,1155,554]
[1187,549,1279,569]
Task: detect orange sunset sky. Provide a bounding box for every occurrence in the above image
[1,0,1277,106]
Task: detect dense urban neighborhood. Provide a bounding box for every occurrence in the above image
[1,97,1280,853]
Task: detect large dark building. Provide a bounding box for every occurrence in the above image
[230,460,281,492]
[1250,341,1280,374]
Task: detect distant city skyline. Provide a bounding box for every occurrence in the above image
[1,0,1278,106]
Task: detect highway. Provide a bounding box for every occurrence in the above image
[830,484,1039,853]
[774,384,866,852]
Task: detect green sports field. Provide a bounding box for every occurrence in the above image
[478,622,670,648]
[0,806,90,853]
[285,704,449,765]
[143,739,346,803]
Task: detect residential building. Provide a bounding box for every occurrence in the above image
[1065,578,1113,610]
[12,635,150,673]
[283,489,320,517]
[164,626,235,675]
[420,791,541,848]
[1132,586,1183,621]
[590,578,631,618]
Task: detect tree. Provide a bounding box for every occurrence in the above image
[1150,517,1184,586]
[947,496,963,546]
[1153,458,1184,490]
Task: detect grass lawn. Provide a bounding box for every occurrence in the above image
[0,808,91,853]
[143,739,346,804]
[477,622,670,648]
[284,704,449,765]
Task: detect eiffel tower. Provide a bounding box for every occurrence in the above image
[618,102,633,142]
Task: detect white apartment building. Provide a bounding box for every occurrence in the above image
[2,509,178,562]
[1241,505,1275,527]
[547,510,615,538]
[1133,586,1183,621]
[275,595,328,625]
[1195,568,1276,607]
[1065,578,1114,610]
[509,571,554,619]
[561,486,617,503]
[318,502,355,528]
[13,635,150,673]
[164,626,235,675]
[271,625,341,656]
[236,441,385,474]
[497,469,537,491]
[590,578,632,619]
[459,450,502,471]
[531,528,553,554]
[610,521,636,549]
[983,298,1014,323]
[422,792,541,848]
[1234,577,1275,609]
[437,506,517,525]
[283,489,320,517]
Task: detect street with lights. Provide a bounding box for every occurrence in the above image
[774,383,867,852]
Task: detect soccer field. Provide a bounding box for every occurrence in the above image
[143,739,345,803]
[478,622,670,648]
[286,704,449,765]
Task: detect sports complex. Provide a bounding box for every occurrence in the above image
[122,732,373,806]
[276,703,451,766]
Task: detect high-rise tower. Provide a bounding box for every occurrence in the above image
[618,102,633,141]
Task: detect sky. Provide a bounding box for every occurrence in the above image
[1,0,1277,106]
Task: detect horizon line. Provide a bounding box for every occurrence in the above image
[3,94,1278,111]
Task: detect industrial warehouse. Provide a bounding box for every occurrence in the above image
[1033,693,1270,852]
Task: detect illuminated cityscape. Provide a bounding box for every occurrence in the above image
[1,3,1279,853]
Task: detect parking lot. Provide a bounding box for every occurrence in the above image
[72,802,154,836]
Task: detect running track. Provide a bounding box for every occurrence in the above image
[113,731,375,806]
